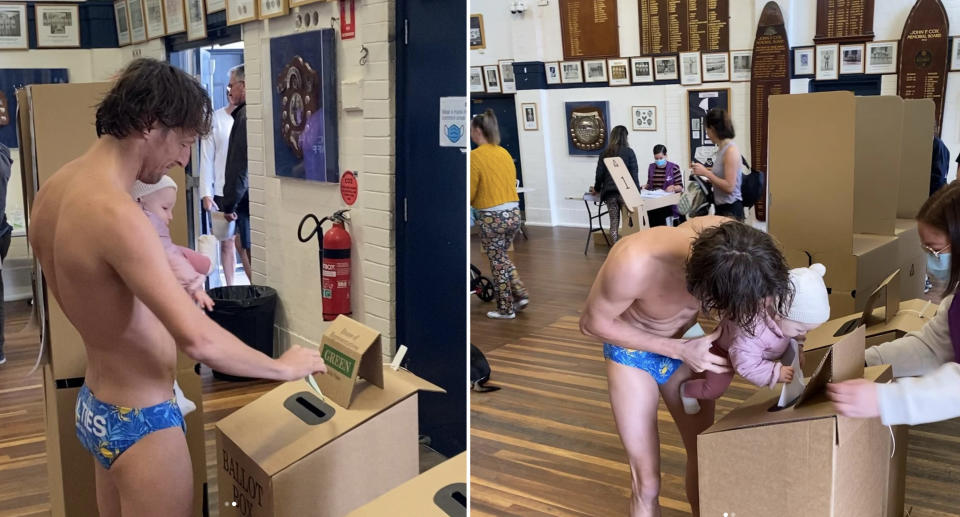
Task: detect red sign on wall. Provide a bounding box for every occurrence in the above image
[340,171,358,205]
[340,0,356,40]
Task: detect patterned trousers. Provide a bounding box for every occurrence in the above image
[478,208,529,314]
[604,195,622,242]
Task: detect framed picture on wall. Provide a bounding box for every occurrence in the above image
[952,38,960,71]
[206,0,225,13]
[631,57,653,83]
[688,88,730,166]
[499,60,517,93]
[469,13,484,50]
[143,0,166,39]
[184,0,206,40]
[839,43,864,74]
[112,1,131,46]
[679,51,702,85]
[258,0,287,19]
[815,44,839,80]
[607,58,630,86]
[584,59,607,82]
[127,0,146,42]
[482,65,500,93]
[0,3,27,50]
[226,0,256,25]
[866,41,897,74]
[654,55,678,81]
[163,0,186,34]
[521,102,538,131]
[793,46,814,76]
[702,52,729,82]
[35,4,80,48]
[560,60,583,83]
[469,66,485,92]
[544,61,561,84]
[730,50,752,81]
[632,106,656,131]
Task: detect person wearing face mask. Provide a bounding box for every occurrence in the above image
[645,144,683,227]
[828,181,960,426]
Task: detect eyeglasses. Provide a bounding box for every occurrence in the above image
[923,243,951,258]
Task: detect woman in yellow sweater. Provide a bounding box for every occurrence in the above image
[471,109,529,319]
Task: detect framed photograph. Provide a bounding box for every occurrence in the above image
[560,60,583,84]
[469,66,485,93]
[607,58,630,86]
[184,0,206,41]
[127,0,146,42]
[816,44,839,80]
[544,61,561,85]
[654,55,678,81]
[521,102,538,131]
[258,0,286,19]
[688,88,730,166]
[840,43,864,74]
[469,13,484,50]
[143,0,165,39]
[793,46,814,76]
[206,0,224,13]
[584,59,607,83]
[702,52,729,82]
[0,3,26,50]
[226,0,256,25]
[679,51,702,85]
[631,57,653,83]
[866,41,897,74]
[35,4,80,48]
[499,60,516,93]
[730,50,752,81]
[113,0,131,46]
[163,0,186,34]
[482,65,500,93]
[632,106,656,131]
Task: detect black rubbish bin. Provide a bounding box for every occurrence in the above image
[207,285,278,381]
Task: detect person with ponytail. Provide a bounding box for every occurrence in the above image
[828,181,960,425]
[470,109,529,319]
[591,125,638,242]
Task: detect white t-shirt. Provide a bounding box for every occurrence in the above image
[199,107,235,199]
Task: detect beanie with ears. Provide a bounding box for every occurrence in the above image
[785,263,830,325]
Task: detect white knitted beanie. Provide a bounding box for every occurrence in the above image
[786,263,830,324]
[131,175,177,201]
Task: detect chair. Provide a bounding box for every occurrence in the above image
[583,193,611,255]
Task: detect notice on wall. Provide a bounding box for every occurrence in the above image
[638,0,728,55]
[439,97,467,148]
[560,0,620,59]
[750,1,789,222]
[814,0,875,44]
[897,0,949,134]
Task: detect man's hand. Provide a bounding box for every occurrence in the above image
[224,212,238,222]
[276,345,328,381]
[202,196,217,212]
[779,365,794,383]
[827,379,881,419]
[679,326,731,374]
[193,290,215,311]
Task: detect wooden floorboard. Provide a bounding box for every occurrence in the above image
[471,225,960,516]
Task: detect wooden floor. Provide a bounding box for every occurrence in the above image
[470,225,960,517]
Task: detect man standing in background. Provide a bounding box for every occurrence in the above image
[199,78,237,285]
[221,64,252,281]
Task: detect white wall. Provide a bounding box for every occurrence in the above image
[473,0,960,226]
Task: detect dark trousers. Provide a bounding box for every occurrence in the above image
[0,230,13,355]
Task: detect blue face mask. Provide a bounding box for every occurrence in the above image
[655,159,667,167]
[926,252,951,282]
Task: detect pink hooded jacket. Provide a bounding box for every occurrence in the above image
[716,315,792,389]
[144,209,210,294]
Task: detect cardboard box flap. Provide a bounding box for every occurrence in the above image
[216,366,442,476]
[316,315,384,408]
[346,453,467,516]
[705,327,873,435]
[859,270,901,327]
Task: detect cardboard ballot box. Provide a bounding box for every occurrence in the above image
[347,453,467,517]
[699,327,905,517]
[894,218,926,301]
[216,317,444,517]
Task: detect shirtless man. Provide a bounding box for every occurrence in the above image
[580,216,793,517]
[29,59,327,517]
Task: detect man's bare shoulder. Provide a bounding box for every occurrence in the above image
[603,227,686,277]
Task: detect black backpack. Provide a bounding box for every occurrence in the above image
[740,157,765,209]
[470,344,500,392]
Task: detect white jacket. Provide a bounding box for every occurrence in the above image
[866,295,960,426]
[199,107,234,200]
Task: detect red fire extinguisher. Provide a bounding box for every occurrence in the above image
[298,209,351,321]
